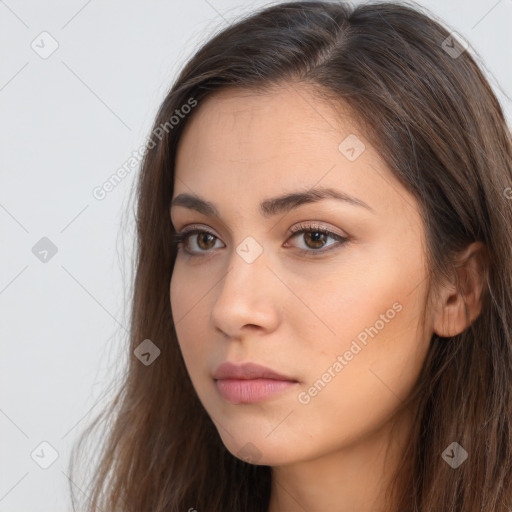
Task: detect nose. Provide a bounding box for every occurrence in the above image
[210,248,281,339]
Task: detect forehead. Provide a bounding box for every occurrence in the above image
[175,84,354,172]
[172,84,415,224]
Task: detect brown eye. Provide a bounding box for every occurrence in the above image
[170,223,348,258]
[286,223,349,256]
[300,231,329,249]
[170,229,224,255]
[196,233,217,250]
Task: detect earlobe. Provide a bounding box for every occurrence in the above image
[432,241,488,338]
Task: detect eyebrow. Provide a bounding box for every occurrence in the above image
[169,186,374,218]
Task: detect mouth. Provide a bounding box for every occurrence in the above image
[212,361,299,404]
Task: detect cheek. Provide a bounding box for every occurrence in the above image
[303,236,428,361]
[170,267,209,379]
[284,251,429,436]
[170,259,210,337]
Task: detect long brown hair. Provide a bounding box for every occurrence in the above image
[69,1,512,510]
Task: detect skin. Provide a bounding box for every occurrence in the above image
[169,83,486,512]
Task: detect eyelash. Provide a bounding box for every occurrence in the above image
[169,222,349,258]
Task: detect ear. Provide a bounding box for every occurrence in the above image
[432,241,488,338]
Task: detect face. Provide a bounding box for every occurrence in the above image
[170,83,433,466]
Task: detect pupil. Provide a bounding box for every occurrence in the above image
[306,232,325,248]
[198,233,215,250]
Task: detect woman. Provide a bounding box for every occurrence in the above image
[70,1,512,510]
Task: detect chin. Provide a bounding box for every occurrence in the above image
[217,430,298,466]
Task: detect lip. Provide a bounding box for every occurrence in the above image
[212,361,297,381]
[212,362,299,404]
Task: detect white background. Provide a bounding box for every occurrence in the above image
[1,0,511,510]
